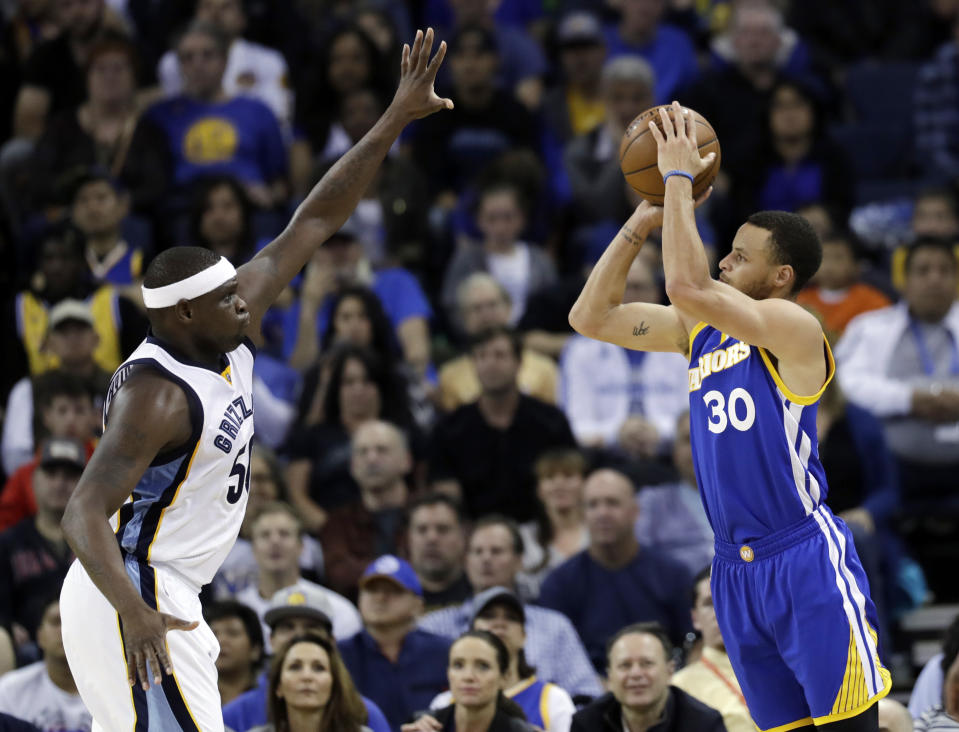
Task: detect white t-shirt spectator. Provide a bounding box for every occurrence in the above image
[0,662,91,731]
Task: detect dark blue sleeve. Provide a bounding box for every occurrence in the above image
[0,713,42,732]
[362,697,391,732]
[845,403,900,523]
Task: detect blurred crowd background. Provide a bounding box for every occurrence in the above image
[1,0,958,730]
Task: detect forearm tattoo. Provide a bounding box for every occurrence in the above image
[621,225,644,247]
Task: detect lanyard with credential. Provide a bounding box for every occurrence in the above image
[908,318,959,377]
[699,655,748,709]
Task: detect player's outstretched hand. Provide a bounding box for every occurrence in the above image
[122,605,198,690]
[648,100,716,180]
[389,28,454,123]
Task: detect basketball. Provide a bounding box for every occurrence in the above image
[619,105,721,205]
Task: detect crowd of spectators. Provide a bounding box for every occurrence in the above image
[1,0,958,730]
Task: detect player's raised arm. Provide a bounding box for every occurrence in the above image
[61,370,199,691]
[237,28,453,330]
[569,197,709,355]
[650,102,824,373]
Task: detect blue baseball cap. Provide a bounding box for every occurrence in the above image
[359,555,422,597]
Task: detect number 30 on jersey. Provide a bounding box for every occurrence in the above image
[703,388,756,434]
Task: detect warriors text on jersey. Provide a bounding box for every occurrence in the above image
[105,335,256,589]
[686,322,835,544]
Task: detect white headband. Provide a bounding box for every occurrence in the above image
[141,257,237,309]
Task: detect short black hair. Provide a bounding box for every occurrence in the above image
[40,220,86,259]
[472,514,524,556]
[904,237,957,275]
[821,228,863,259]
[915,184,959,216]
[691,565,711,608]
[469,325,523,360]
[606,622,673,664]
[177,19,230,57]
[204,600,265,665]
[34,370,93,411]
[747,210,822,295]
[143,246,222,289]
[407,492,466,527]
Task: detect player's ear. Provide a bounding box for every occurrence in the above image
[173,299,193,323]
[775,263,794,290]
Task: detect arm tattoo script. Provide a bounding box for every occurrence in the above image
[633,321,650,336]
[621,225,644,247]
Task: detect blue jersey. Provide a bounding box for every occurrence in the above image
[687,323,835,544]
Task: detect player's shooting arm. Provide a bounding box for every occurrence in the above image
[653,103,821,362]
[569,202,697,355]
[236,29,453,329]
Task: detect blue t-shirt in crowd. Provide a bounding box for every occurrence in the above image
[338,629,451,731]
[603,24,700,105]
[280,268,432,361]
[221,671,390,732]
[538,548,694,673]
[145,95,287,187]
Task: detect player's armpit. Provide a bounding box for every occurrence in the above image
[570,300,691,355]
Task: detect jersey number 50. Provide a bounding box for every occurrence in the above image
[227,440,252,504]
[703,388,756,434]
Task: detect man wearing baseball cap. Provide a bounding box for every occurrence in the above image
[0,438,86,651]
[339,555,452,731]
[222,584,390,732]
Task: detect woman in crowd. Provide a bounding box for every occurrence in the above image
[431,595,576,732]
[732,78,852,221]
[285,344,415,532]
[28,33,168,216]
[292,25,393,196]
[189,175,256,267]
[404,630,535,732]
[520,449,589,592]
[251,634,371,732]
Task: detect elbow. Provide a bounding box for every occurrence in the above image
[664,280,704,311]
[567,305,595,339]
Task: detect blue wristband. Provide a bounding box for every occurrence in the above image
[663,170,694,185]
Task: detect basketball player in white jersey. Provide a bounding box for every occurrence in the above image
[58,30,452,732]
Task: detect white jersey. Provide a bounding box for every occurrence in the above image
[106,335,256,589]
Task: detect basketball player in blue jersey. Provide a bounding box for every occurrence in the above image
[57,30,453,732]
[570,100,891,732]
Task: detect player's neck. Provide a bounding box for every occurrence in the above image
[589,535,639,569]
[45,658,78,695]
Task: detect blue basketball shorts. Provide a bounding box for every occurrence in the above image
[712,505,892,731]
